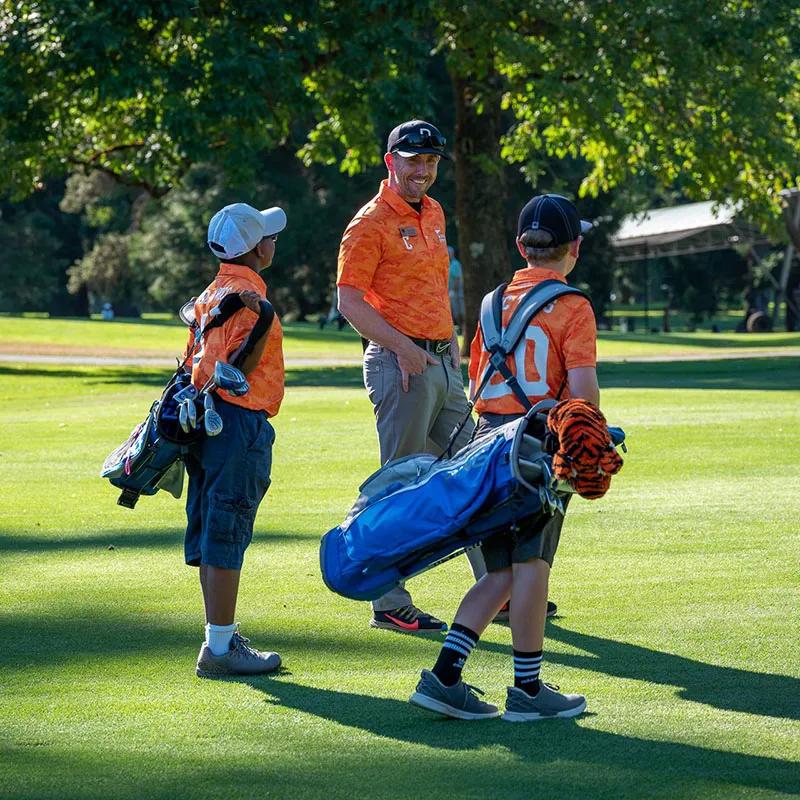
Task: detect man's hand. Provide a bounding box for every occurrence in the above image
[450,330,460,370]
[238,290,263,313]
[396,342,437,392]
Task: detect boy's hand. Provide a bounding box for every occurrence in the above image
[238,290,263,313]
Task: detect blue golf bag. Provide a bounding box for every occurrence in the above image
[320,280,626,601]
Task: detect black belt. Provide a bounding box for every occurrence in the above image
[410,337,451,355]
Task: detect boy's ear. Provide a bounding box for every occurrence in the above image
[570,237,583,258]
[516,238,527,259]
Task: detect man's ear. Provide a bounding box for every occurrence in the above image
[384,152,394,171]
[516,238,527,259]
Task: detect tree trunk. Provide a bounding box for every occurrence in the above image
[450,67,510,356]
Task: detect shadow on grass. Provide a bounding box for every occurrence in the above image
[0,528,310,554]
[597,357,800,391]
[242,680,797,795]
[476,622,800,722]
[0,365,171,388]
[597,330,800,349]
[2,357,799,392]
[2,613,796,797]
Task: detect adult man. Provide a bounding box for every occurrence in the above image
[409,194,598,720]
[337,120,477,634]
[187,202,286,678]
[447,246,465,334]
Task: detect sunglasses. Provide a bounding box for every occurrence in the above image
[396,132,447,151]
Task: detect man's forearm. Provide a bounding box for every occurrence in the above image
[339,288,413,354]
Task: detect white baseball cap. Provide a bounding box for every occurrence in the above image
[207,202,287,260]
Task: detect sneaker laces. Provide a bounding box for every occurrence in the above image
[394,604,422,622]
[230,623,260,660]
[463,682,486,698]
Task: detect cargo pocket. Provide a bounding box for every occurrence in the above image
[208,493,257,547]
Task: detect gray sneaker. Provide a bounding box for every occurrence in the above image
[502,683,586,721]
[409,669,500,720]
[195,624,281,678]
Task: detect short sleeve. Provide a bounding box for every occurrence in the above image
[467,326,485,381]
[337,215,383,293]
[562,300,597,369]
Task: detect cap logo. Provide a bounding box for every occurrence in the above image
[419,127,432,138]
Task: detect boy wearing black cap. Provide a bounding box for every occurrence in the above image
[409,194,598,721]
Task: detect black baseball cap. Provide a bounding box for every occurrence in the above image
[387,119,451,160]
[517,194,592,245]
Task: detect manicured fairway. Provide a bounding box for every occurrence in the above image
[1,358,798,799]
[2,313,800,362]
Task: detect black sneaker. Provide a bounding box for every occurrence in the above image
[370,605,447,634]
[493,600,558,624]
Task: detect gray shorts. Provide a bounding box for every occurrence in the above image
[475,412,570,571]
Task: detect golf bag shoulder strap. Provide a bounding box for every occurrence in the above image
[479,282,509,352]
[230,299,275,369]
[500,280,590,354]
[474,280,591,410]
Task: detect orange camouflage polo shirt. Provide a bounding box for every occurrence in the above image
[337,180,453,340]
[469,267,596,416]
[186,263,284,417]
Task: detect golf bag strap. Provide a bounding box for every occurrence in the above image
[475,280,591,411]
[440,281,591,461]
[230,299,275,369]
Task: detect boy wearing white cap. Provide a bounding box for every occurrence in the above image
[186,202,287,678]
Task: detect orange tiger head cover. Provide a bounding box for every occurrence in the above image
[546,399,624,499]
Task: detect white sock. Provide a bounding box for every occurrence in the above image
[206,623,235,656]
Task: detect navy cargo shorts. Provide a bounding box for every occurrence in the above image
[475,412,570,570]
[184,397,274,570]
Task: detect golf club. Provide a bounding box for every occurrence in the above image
[186,397,197,429]
[199,361,250,397]
[178,400,190,433]
[203,392,223,436]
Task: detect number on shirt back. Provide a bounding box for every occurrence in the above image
[479,325,550,400]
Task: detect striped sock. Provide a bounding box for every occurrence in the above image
[432,624,479,687]
[513,649,543,696]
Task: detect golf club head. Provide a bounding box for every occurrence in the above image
[186,398,197,429]
[178,401,190,433]
[178,299,197,326]
[173,384,199,404]
[204,409,224,436]
[213,361,250,396]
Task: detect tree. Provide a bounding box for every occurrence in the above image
[2,1,798,339]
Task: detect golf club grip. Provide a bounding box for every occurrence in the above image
[231,300,275,368]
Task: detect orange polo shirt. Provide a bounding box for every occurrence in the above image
[186,263,284,417]
[337,180,453,340]
[468,267,596,415]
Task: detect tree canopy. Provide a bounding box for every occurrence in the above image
[1,1,798,328]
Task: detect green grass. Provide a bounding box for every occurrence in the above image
[1,313,799,363]
[0,357,798,799]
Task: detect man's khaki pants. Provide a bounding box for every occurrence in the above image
[363,342,486,613]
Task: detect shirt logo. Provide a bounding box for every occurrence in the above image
[434,228,447,244]
[399,226,417,251]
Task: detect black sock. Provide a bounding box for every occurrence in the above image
[513,649,542,696]
[432,624,479,687]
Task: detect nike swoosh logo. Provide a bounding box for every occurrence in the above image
[385,614,419,630]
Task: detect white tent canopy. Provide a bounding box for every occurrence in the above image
[610,199,768,262]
